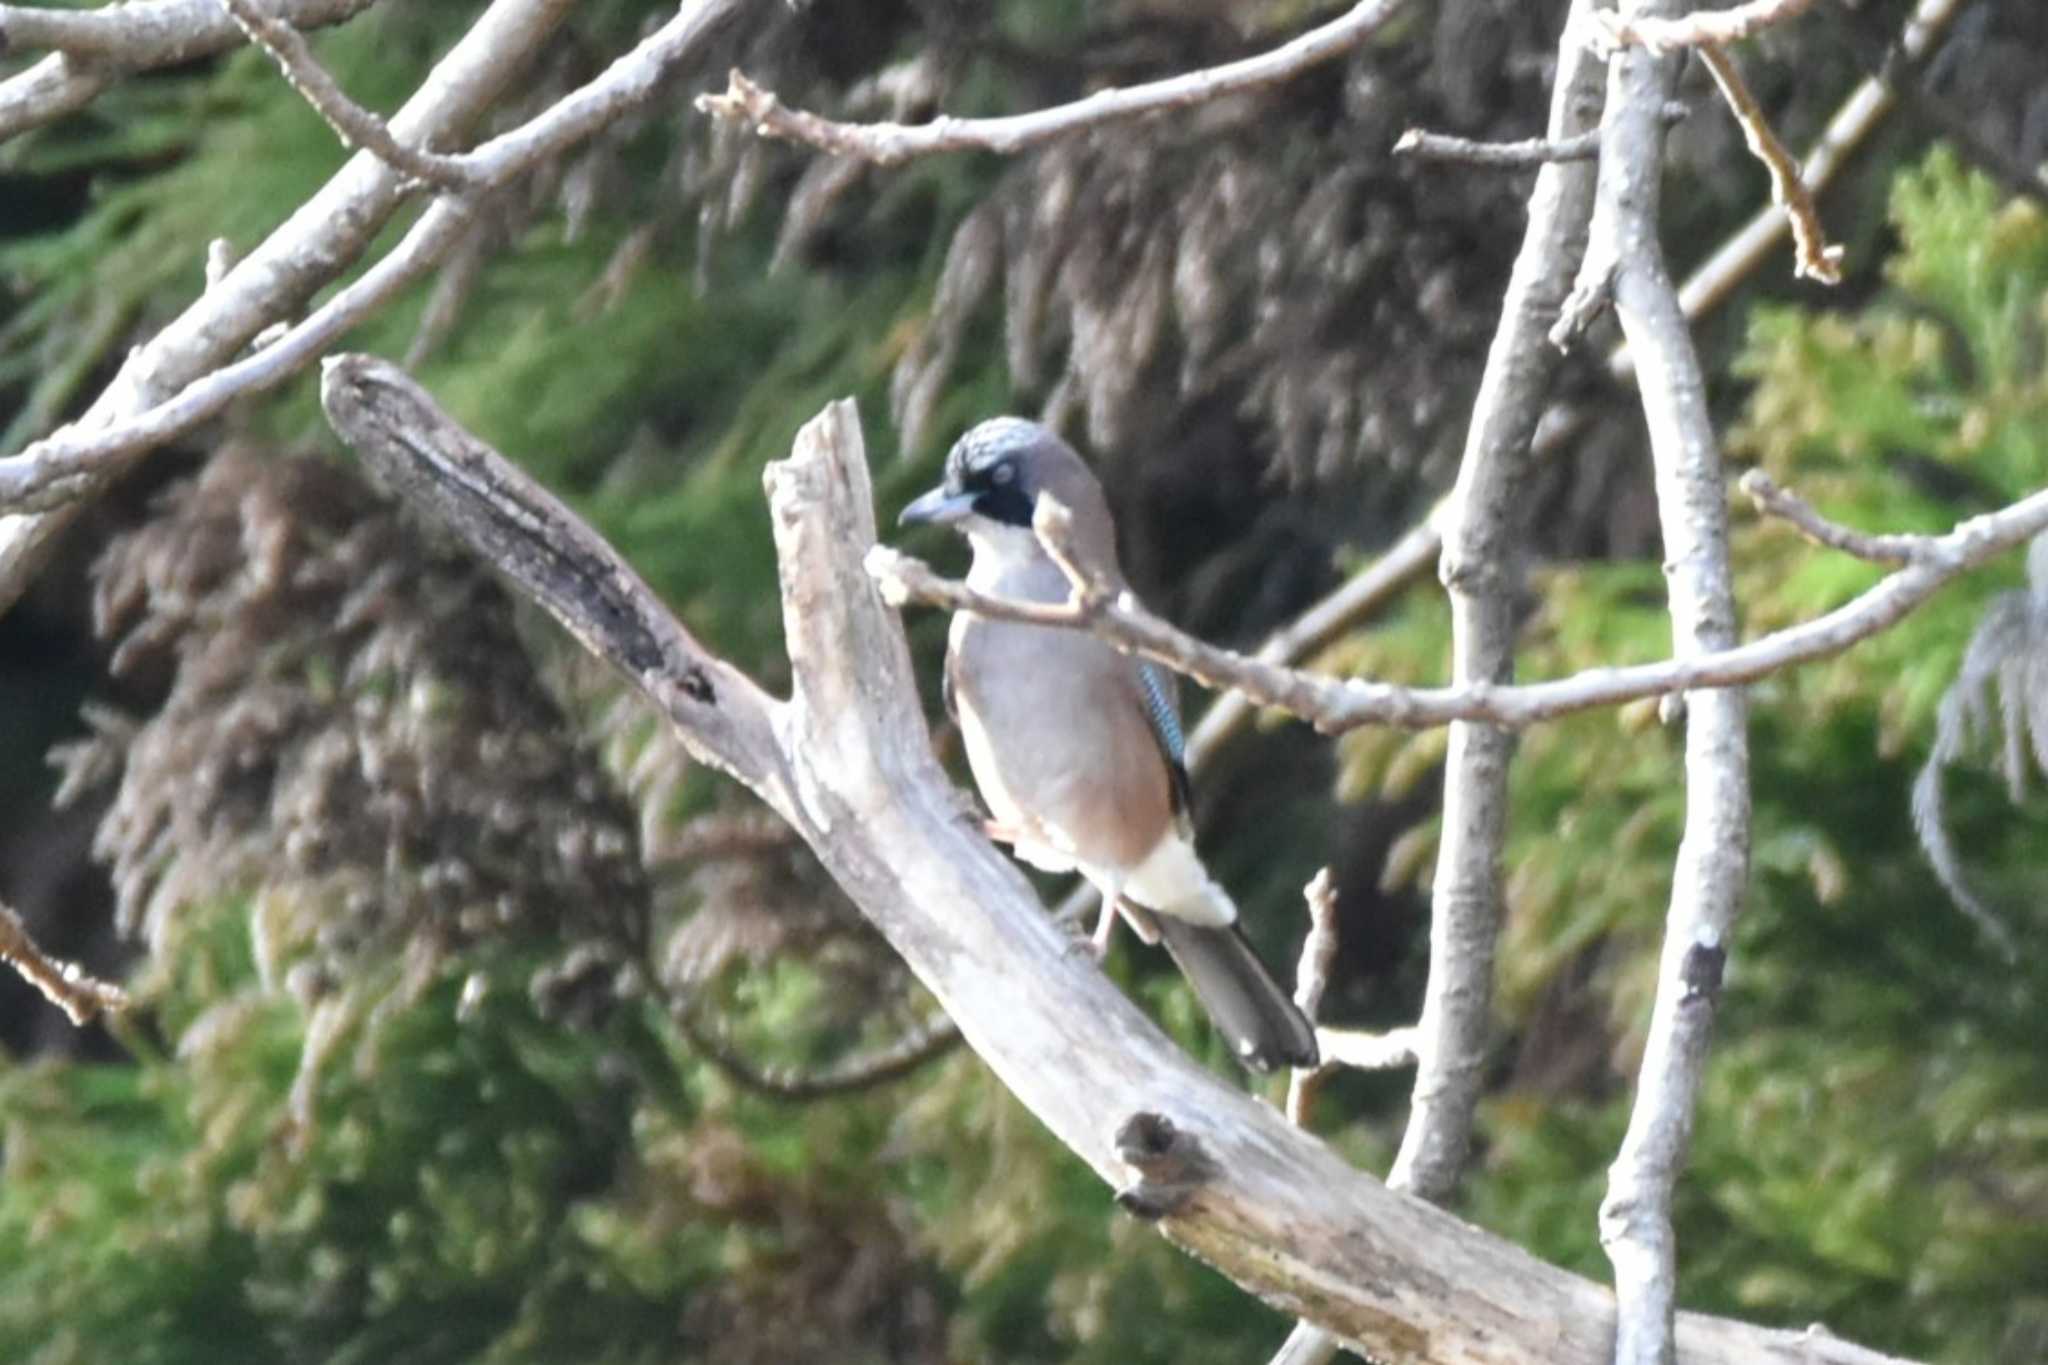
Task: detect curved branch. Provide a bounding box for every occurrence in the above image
[675,1007,960,1101]
[695,0,1409,166]
[1586,3,1753,1359]
[1741,471,1924,563]
[318,358,1924,1365]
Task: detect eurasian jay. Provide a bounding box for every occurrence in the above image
[899,417,1319,1071]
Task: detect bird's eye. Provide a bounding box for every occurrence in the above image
[990,460,1016,485]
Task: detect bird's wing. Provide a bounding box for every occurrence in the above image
[1136,661,1194,820]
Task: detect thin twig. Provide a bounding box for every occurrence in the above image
[1394,126,1602,165]
[1695,42,1842,283]
[1186,509,1445,770]
[0,898,129,1026]
[1591,0,1818,53]
[220,0,476,189]
[1275,867,1345,1365]
[0,199,477,512]
[1284,868,1342,1127]
[1393,102,1687,169]
[0,0,373,64]
[696,0,1410,166]
[1741,470,1925,563]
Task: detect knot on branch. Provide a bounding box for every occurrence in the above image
[1111,1111,1217,1220]
[1679,940,1726,1004]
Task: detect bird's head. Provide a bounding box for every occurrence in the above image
[899,417,1121,570]
[899,416,1056,533]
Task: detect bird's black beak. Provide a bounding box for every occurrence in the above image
[898,485,977,528]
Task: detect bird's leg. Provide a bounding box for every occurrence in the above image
[1088,893,1122,960]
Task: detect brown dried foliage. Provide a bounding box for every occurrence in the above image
[52,448,650,1024]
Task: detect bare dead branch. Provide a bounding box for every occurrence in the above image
[0,199,476,513]
[1585,3,1753,1360]
[1741,470,1926,564]
[0,0,582,616]
[0,0,376,144]
[695,0,1409,166]
[319,354,787,788]
[1276,863,1344,1363]
[1591,0,1818,53]
[319,365,1924,1365]
[1695,42,1842,283]
[872,478,2048,735]
[0,898,129,1026]
[1396,101,1692,168]
[220,0,476,189]
[1390,0,1608,1211]
[1393,125,1602,165]
[1629,0,1965,359]
[0,0,752,521]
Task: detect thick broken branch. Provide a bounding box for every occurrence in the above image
[319,358,1922,1365]
[696,0,1408,166]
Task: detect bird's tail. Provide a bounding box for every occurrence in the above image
[1150,915,1319,1072]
